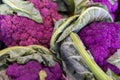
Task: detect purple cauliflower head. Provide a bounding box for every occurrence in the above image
[0,0,61,48]
[92,0,118,19]
[78,22,120,75]
[6,61,42,80]
[6,61,65,80]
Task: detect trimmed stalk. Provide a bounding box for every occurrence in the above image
[70,32,113,80]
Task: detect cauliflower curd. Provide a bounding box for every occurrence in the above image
[0,0,61,48]
[79,22,120,75]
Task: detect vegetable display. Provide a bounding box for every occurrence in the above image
[0,0,120,80]
[0,0,61,48]
[0,45,66,80]
[50,5,120,80]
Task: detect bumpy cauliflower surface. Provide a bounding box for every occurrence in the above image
[0,0,61,48]
[79,22,120,75]
[6,61,65,80]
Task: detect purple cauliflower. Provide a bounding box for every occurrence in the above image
[0,0,61,48]
[92,0,118,19]
[78,22,120,75]
[6,61,65,80]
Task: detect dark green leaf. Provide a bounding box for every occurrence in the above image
[53,0,75,15]
[0,0,3,4]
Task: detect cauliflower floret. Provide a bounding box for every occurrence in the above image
[79,22,120,75]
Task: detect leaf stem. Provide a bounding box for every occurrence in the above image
[70,32,113,80]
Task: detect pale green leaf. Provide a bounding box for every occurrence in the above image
[56,7,113,43]
[0,45,55,68]
[107,49,120,69]
[74,0,90,15]
[74,0,109,15]
[3,0,42,23]
[109,0,116,5]
[53,19,66,32]
[106,69,120,80]
[16,53,43,64]
[50,15,79,47]
[0,4,13,14]
[0,70,9,80]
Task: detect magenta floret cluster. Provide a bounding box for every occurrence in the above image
[92,0,118,19]
[0,0,61,48]
[6,61,65,80]
[79,22,120,75]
